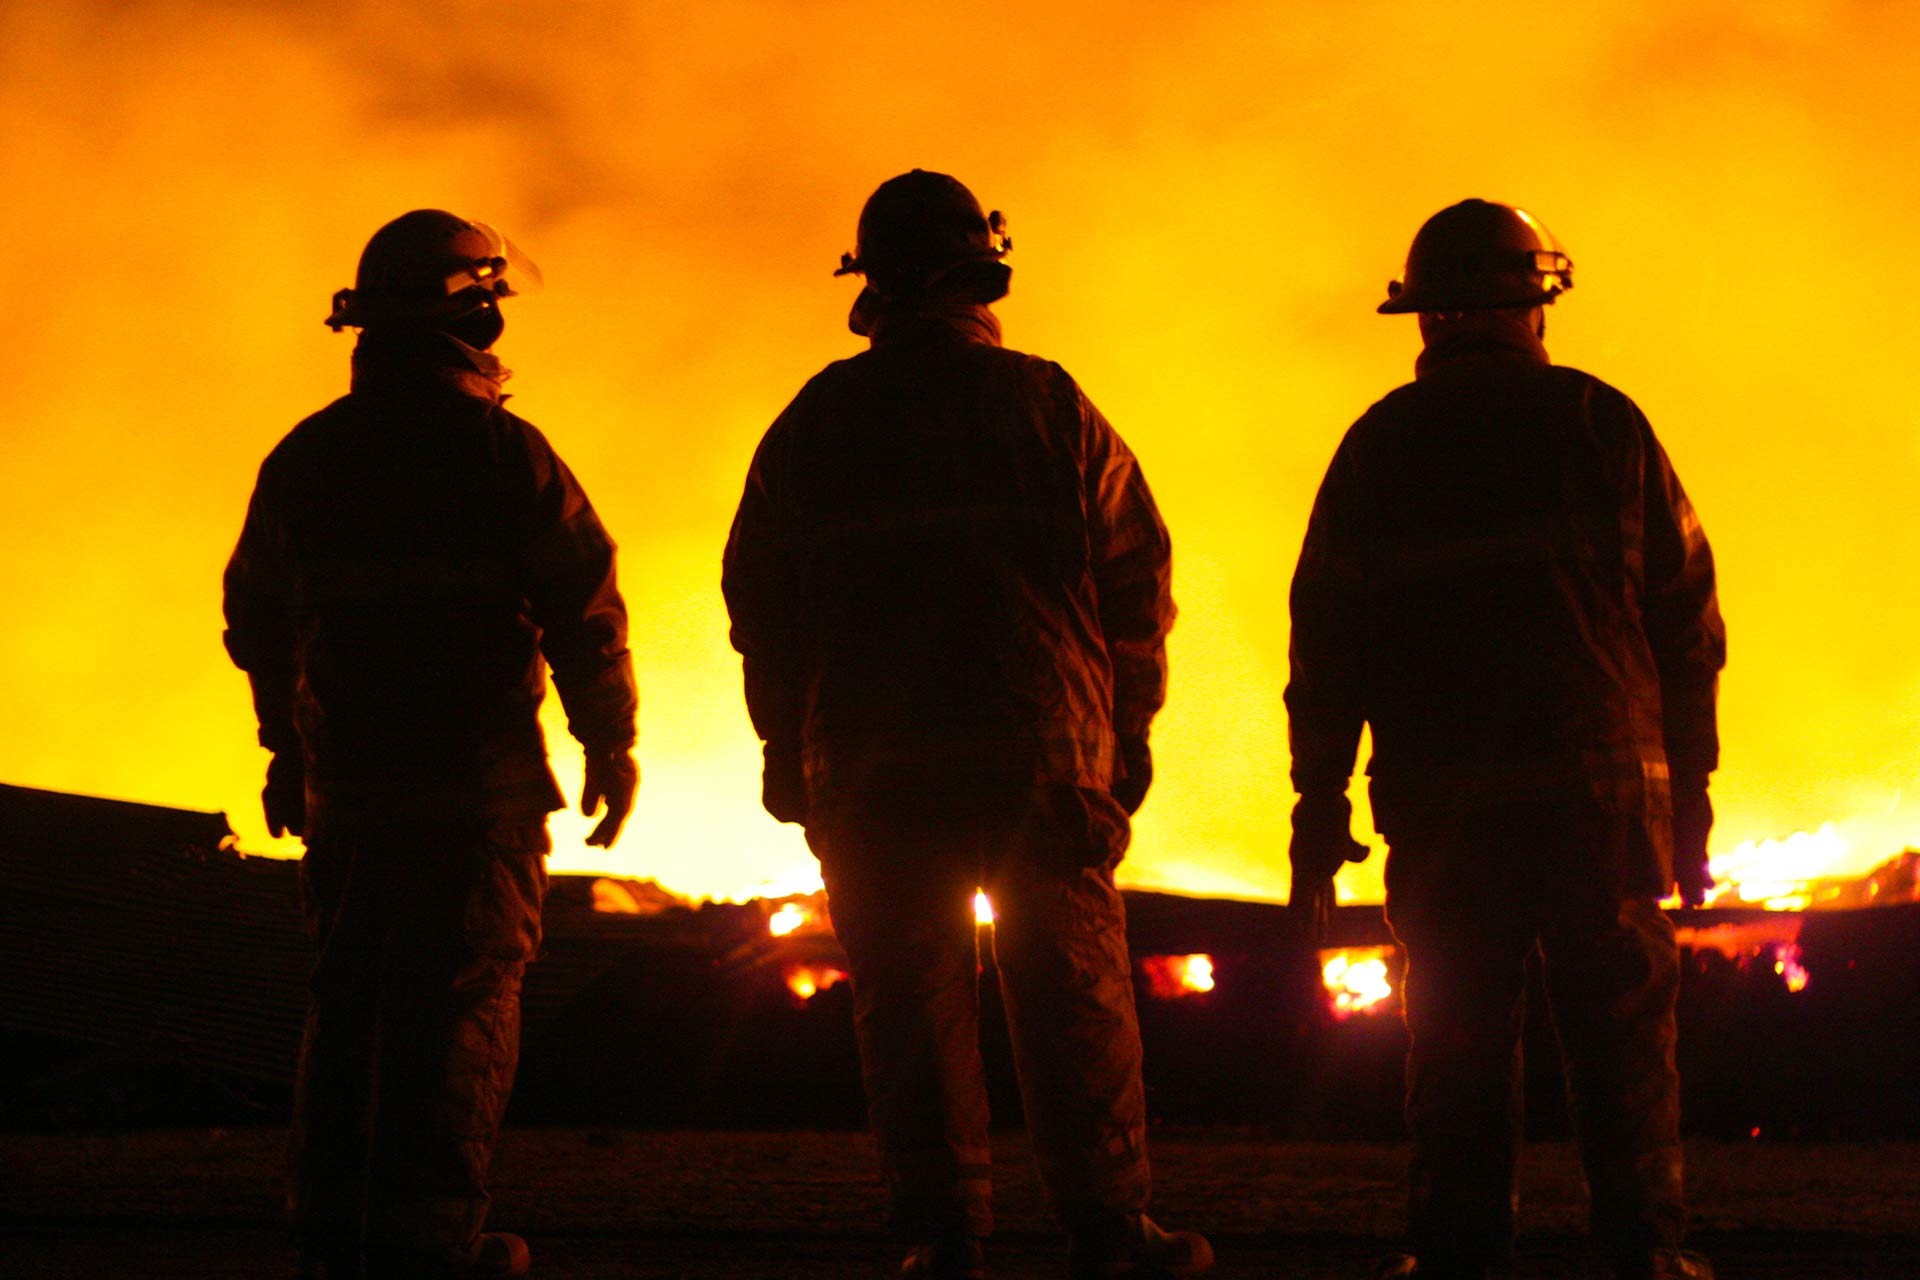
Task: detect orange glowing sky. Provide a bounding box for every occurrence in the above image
[3,2,1917,901]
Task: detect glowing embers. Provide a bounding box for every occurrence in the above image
[1320,945,1397,1019]
[1672,916,1812,994]
[784,963,848,1003]
[763,893,830,938]
[1140,954,1216,999]
[1774,942,1810,993]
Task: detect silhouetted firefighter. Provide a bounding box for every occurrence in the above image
[224,211,638,1280]
[724,171,1210,1280]
[1286,200,1725,1280]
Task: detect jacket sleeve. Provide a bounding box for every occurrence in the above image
[222,458,301,759]
[1080,388,1175,741]
[1637,415,1725,779]
[1285,429,1368,796]
[721,412,806,751]
[519,426,637,755]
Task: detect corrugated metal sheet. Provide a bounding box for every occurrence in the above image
[0,783,710,1084]
[0,783,309,1081]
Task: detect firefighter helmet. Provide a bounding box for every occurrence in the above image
[1378,199,1572,315]
[326,209,543,331]
[834,170,1011,301]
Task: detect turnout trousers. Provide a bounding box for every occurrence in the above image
[289,817,548,1277]
[1384,797,1686,1272]
[808,784,1150,1240]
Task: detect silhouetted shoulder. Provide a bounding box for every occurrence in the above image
[1547,364,1649,424]
[780,345,1084,434]
[263,395,356,466]
[1347,363,1648,445]
[277,391,551,458]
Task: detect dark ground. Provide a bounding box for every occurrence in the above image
[3,1129,1917,1278]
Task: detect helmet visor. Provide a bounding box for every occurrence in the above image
[451,221,544,298]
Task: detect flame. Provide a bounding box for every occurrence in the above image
[973,891,995,926]
[591,878,648,915]
[1706,824,1850,910]
[4,6,1920,910]
[1693,823,1919,912]
[1321,946,1396,1018]
[1671,919,1812,995]
[1672,916,1801,961]
[767,901,809,936]
[1180,953,1215,992]
[784,964,847,1002]
[1140,953,1216,999]
[589,877,687,915]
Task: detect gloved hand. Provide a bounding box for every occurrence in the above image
[582,749,639,848]
[761,741,808,826]
[262,751,306,839]
[1111,735,1154,816]
[1289,791,1369,945]
[1672,775,1714,907]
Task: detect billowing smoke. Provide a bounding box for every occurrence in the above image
[3,1,1915,900]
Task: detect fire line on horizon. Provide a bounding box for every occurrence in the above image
[1,3,1917,906]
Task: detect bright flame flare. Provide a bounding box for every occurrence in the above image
[1707,824,1851,910]
[1140,953,1216,999]
[1180,954,1215,992]
[785,964,847,1002]
[1321,946,1396,1018]
[767,902,809,936]
[973,890,995,926]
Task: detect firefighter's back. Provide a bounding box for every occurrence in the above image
[780,334,1111,790]
[265,385,553,809]
[1353,358,1667,795]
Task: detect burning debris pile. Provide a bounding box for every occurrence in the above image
[1697,830,1919,912]
[653,839,1920,1137]
[4,781,1918,1136]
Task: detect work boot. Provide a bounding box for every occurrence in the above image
[1068,1213,1213,1278]
[1614,1249,1714,1280]
[901,1233,987,1279]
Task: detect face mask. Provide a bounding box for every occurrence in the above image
[445,299,505,351]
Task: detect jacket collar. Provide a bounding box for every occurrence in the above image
[852,293,1004,350]
[350,331,510,404]
[1414,318,1550,380]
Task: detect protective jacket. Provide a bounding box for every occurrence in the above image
[723,303,1173,803]
[1286,325,1723,864]
[223,332,636,829]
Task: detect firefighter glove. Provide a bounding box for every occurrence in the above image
[1290,792,1370,880]
[262,751,306,840]
[582,748,639,848]
[1111,734,1154,815]
[1672,774,1714,907]
[1289,792,1368,946]
[762,741,808,826]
